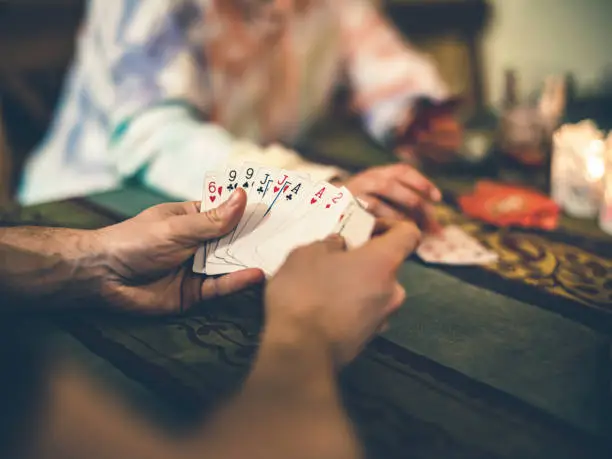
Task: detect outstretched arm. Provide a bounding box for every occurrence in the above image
[21,321,359,459]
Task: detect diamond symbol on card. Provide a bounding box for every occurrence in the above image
[325,204,331,209]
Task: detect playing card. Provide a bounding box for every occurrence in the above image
[192,171,223,273]
[228,173,314,269]
[212,162,259,259]
[256,185,353,275]
[203,164,249,274]
[224,165,280,252]
[193,162,376,276]
[334,202,376,249]
[416,225,498,266]
[206,167,290,275]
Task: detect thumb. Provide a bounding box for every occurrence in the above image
[165,189,247,244]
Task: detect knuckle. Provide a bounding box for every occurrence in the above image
[205,208,223,224]
[287,245,310,261]
[204,208,227,232]
[155,219,176,239]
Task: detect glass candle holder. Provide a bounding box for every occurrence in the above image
[551,121,606,218]
[598,134,612,234]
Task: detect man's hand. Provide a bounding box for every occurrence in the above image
[95,189,264,314]
[264,219,421,366]
[341,164,442,233]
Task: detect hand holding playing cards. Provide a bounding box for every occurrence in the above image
[343,164,442,232]
[264,219,421,366]
[95,189,264,314]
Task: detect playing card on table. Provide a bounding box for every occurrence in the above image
[416,225,498,266]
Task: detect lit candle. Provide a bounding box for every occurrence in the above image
[598,133,612,235]
[551,121,606,218]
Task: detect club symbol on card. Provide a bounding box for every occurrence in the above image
[257,186,264,194]
[285,194,293,200]
[242,182,249,188]
[227,183,237,191]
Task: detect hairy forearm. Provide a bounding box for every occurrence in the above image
[0,227,106,309]
[192,326,362,459]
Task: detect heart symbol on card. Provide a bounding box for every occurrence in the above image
[217,186,222,196]
[273,186,280,193]
[209,196,216,203]
[310,198,317,205]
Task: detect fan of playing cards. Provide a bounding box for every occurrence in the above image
[193,162,376,277]
[193,162,498,277]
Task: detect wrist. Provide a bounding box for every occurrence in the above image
[54,229,110,303]
[260,318,336,378]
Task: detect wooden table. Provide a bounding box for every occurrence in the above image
[3,152,610,458]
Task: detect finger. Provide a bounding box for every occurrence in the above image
[357,220,421,269]
[421,203,443,234]
[388,283,406,312]
[394,165,441,202]
[362,196,406,221]
[408,201,442,233]
[371,218,395,236]
[320,233,347,252]
[374,180,428,214]
[137,201,201,220]
[200,268,265,300]
[165,189,247,244]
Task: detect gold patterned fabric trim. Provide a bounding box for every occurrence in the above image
[434,204,612,314]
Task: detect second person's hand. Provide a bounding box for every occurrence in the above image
[264,219,421,366]
[342,164,442,233]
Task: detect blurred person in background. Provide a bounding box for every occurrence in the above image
[1,189,420,459]
[18,0,461,226]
